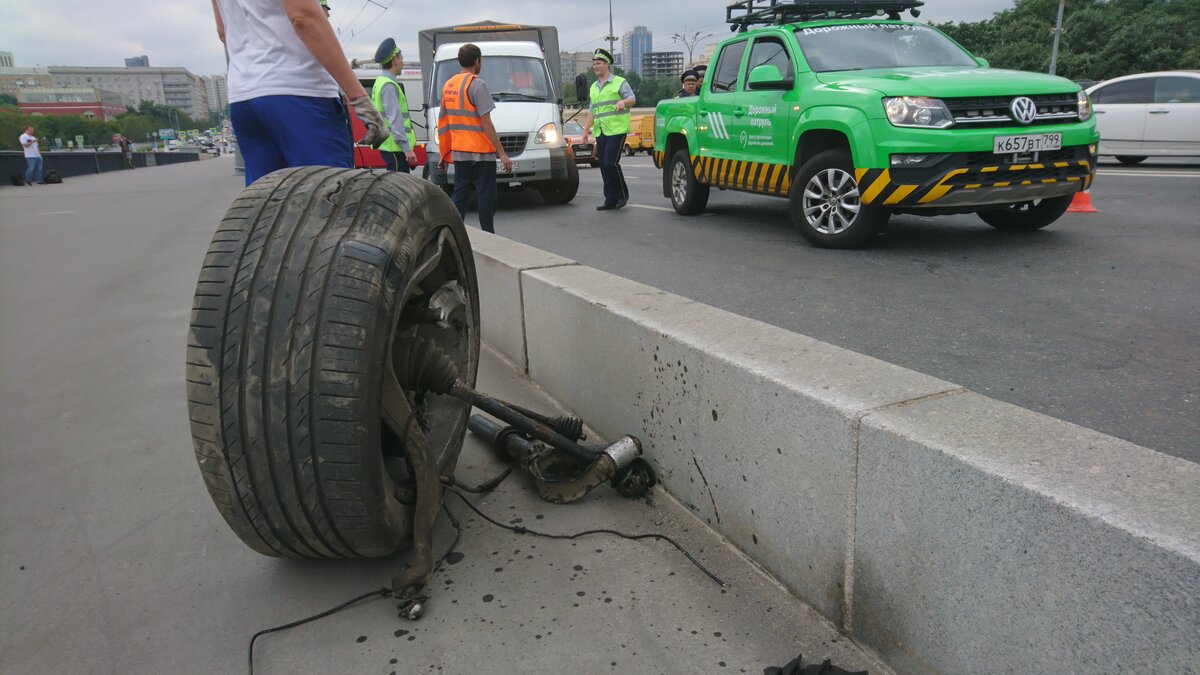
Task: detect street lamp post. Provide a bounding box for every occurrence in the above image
[1049,0,1066,75]
[605,0,617,65]
[672,28,713,67]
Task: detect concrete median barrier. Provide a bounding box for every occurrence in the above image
[467,230,1200,673]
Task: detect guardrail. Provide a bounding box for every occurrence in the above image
[467,229,1200,674]
[1,150,200,182]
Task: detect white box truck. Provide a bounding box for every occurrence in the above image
[419,21,579,204]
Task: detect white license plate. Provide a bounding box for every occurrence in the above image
[497,160,519,174]
[993,133,1062,154]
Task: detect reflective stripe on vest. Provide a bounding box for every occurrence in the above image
[437,72,495,157]
[370,75,416,153]
[589,75,631,136]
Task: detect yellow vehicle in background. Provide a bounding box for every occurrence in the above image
[624,114,656,156]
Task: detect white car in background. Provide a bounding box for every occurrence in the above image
[1086,71,1200,165]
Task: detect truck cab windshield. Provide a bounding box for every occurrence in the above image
[432,56,552,105]
[795,23,978,73]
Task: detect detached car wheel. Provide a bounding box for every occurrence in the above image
[667,148,709,215]
[789,150,888,249]
[977,194,1073,231]
[187,167,479,559]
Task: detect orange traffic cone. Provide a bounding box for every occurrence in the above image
[1067,190,1099,213]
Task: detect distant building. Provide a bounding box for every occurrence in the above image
[642,51,684,80]
[125,55,150,68]
[18,87,128,121]
[621,26,652,77]
[0,67,54,98]
[204,74,228,114]
[694,44,717,70]
[559,51,593,83]
[0,51,14,68]
[49,66,209,117]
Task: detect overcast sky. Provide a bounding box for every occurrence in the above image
[1,0,1013,76]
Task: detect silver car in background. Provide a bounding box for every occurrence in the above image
[1086,71,1200,165]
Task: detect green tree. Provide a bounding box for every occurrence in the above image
[935,0,1200,81]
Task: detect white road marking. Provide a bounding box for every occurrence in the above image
[627,204,715,216]
[1096,170,1200,178]
[37,210,77,215]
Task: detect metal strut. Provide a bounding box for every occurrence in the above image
[387,338,657,611]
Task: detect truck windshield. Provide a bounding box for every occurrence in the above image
[794,23,978,73]
[431,56,552,106]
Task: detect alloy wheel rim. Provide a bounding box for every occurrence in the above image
[802,168,861,235]
[671,162,688,205]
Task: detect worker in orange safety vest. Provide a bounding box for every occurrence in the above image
[436,43,512,234]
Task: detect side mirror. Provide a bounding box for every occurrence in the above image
[746,64,791,90]
[975,56,990,68]
[575,74,589,103]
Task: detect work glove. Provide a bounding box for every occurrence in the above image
[349,96,388,148]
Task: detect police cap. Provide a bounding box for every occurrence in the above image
[593,48,614,64]
[374,38,401,66]
[680,70,698,83]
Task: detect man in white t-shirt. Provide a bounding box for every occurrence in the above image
[19,126,44,186]
[210,0,387,185]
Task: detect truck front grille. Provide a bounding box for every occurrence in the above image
[498,134,528,155]
[946,94,1080,128]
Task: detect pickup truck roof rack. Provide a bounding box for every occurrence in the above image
[726,0,923,32]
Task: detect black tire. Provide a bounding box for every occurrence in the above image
[1116,155,1147,166]
[789,150,889,249]
[666,148,709,215]
[624,145,635,157]
[538,160,579,204]
[977,194,1073,231]
[187,167,479,559]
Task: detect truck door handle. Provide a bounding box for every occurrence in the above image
[733,107,746,117]
[1094,109,1106,114]
[1148,109,1170,114]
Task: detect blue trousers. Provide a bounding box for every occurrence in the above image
[451,161,497,233]
[595,133,628,205]
[230,95,352,186]
[25,156,43,184]
[381,151,411,173]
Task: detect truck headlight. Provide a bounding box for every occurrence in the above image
[535,122,559,145]
[1077,90,1092,121]
[883,97,954,129]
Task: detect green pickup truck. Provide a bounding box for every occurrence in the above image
[653,0,1100,248]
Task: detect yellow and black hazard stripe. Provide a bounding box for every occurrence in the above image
[691,156,792,197]
[653,150,664,169]
[856,160,1096,207]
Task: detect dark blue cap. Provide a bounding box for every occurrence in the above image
[375,38,400,65]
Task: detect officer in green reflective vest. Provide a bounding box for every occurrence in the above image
[582,48,636,210]
[371,37,418,173]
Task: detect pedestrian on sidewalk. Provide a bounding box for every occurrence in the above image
[209,0,387,186]
[436,43,512,234]
[581,48,634,210]
[117,134,134,168]
[19,126,44,185]
[371,37,418,173]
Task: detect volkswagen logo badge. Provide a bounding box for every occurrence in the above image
[1010,96,1038,125]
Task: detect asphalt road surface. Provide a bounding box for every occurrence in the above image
[485,155,1200,464]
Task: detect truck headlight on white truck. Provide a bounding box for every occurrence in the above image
[535,122,559,145]
[883,96,955,128]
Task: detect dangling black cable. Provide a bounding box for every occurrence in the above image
[443,488,727,587]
